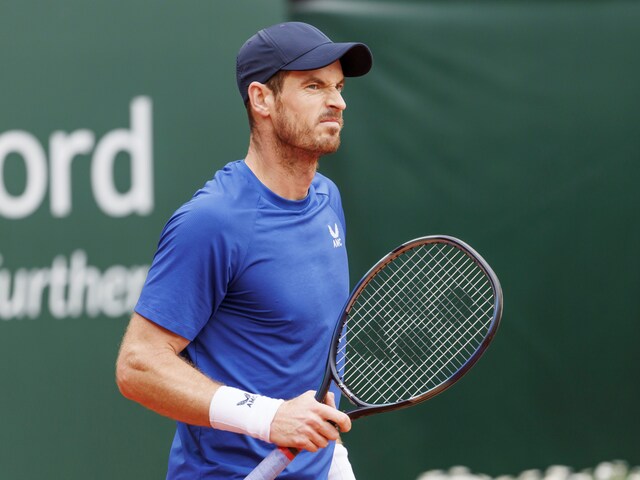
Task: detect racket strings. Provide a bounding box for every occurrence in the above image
[368,246,492,396]
[337,242,495,405]
[342,246,479,367]
[367,247,491,398]
[342,255,488,403]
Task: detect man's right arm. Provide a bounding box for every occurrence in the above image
[115,312,219,427]
[115,313,351,451]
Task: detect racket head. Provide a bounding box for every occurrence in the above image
[322,235,503,420]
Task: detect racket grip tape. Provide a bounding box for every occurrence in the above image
[244,447,297,480]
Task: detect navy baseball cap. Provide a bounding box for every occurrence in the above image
[236,22,373,104]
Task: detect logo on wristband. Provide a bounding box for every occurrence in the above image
[237,393,257,408]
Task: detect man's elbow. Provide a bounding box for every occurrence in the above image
[115,347,141,401]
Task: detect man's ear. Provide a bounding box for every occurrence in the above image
[247,81,273,119]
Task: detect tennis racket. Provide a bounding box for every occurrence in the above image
[245,235,503,480]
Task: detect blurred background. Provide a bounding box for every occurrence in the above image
[1,0,638,479]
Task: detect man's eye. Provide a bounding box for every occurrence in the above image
[306,84,319,90]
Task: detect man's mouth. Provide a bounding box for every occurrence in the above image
[320,117,343,127]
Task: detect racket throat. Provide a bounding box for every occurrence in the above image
[338,383,358,407]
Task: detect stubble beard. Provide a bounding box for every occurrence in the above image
[273,103,342,163]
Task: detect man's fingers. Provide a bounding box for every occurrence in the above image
[317,391,350,434]
[324,391,337,409]
[317,416,342,441]
[268,390,351,451]
[322,405,351,433]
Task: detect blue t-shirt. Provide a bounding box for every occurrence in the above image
[135,160,350,479]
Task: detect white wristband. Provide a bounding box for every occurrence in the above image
[209,386,284,443]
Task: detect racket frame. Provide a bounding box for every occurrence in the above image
[316,235,503,420]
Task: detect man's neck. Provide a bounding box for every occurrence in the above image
[245,138,319,201]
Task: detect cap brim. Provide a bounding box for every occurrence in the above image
[281,42,372,77]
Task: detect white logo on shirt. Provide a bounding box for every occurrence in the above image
[328,223,343,248]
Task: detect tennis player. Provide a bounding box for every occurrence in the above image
[115,22,372,479]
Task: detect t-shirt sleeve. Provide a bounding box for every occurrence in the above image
[134,203,233,341]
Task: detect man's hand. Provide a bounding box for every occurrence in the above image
[269,391,351,452]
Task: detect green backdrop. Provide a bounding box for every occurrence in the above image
[1,1,638,479]
[0,2,285,478]
[292,1,640,479]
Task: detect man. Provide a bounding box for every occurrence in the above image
[116,22,372,479]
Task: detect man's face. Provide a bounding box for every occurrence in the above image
[271,61,347,156]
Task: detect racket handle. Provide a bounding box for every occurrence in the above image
[244,447,297,480]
